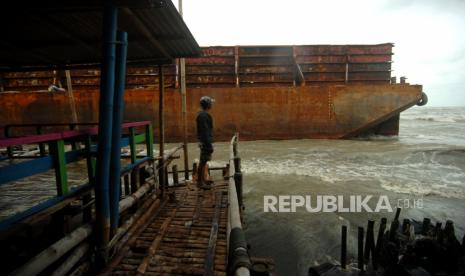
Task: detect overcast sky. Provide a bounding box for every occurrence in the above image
[174,0,465,106]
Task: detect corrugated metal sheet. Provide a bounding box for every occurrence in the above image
[0,0,201,70]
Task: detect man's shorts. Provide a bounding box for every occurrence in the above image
[199,143,214,162]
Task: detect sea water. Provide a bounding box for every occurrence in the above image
[186,106,465,275]
[1,106,464,274]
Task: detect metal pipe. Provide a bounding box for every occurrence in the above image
[227,134,250,276]
[235,267,250,276]
[10,224,92,276]
[228,135,242,229]
[234,157,241,173]
[234,172,243,208]
[94,1,118,265]
[109,31,128,238]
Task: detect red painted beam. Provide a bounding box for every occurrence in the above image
[0,121,151,147]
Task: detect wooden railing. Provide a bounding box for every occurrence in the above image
[0,121,154,231]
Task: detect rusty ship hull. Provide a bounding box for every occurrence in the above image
[0,44,423,140]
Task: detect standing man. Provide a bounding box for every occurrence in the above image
[196,96,215,188]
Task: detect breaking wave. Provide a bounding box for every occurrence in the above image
[241,148,465,200]
[408,116,465,123]
[401,107,465,123]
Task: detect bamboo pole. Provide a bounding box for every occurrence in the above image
[10,224,92,276]
[158,65,165,188]
[66,70,79,127]
[119,182,152,213]
[51,242,89,276]
[179,0,190,180]
[95,3,118,264]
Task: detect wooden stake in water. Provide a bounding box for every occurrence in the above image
[358,227,364,271]
[341,225,347,269]
[373,217,387,269]
[365,220,375,264]
[422,218,431,235]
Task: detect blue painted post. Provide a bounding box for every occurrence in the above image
[95,1,117,265]
[109,31,128,237]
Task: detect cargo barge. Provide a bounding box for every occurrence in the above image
[1,45,425,141]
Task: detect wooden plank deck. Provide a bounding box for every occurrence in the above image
[104,180,229,275]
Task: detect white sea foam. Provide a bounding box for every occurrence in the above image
[401,107,465,123]
[238,107,465,276]
[412,116,465,123]
[241,147,465,200]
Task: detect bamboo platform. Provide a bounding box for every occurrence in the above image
[0,133,258,275]
[104,179,230,275]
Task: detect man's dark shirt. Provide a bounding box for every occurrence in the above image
[196,110,213,144]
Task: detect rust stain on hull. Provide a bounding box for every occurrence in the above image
[0,44,423,141]
[0,84,422,141]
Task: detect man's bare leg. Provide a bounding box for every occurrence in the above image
[197,161,212,189]
[204,163,213,184]
[197,161,205,186]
